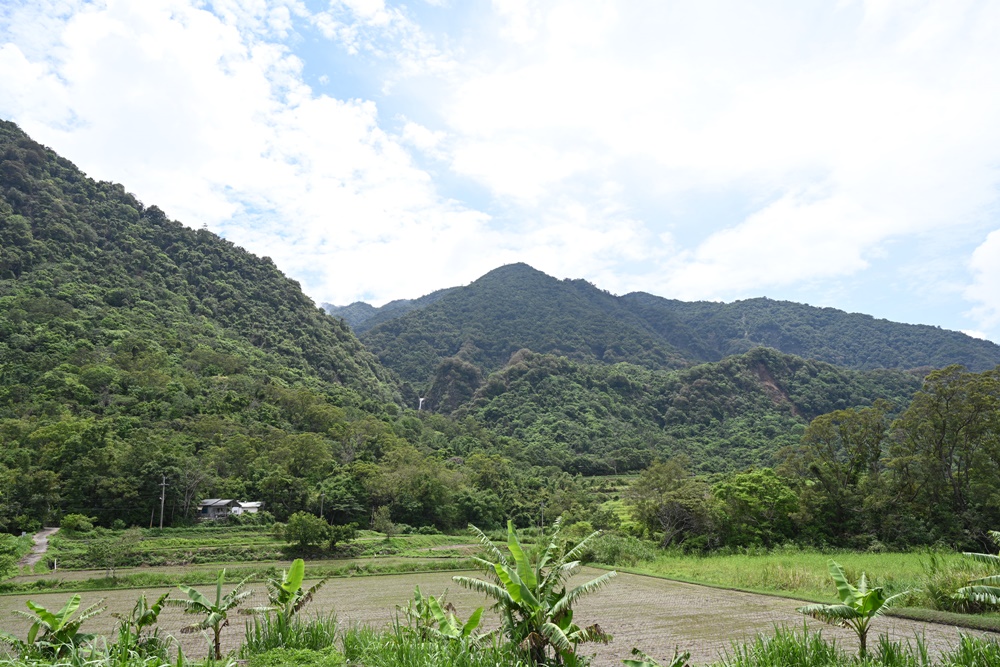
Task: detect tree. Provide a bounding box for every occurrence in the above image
[788,402,890,541]
[60,513,95,533]
[454,518,616,666]
[284,511,329,549]
[169,570,252,659]
[713,469,798,548]
[625,458,714,548]
[798,560,912,658]
[86,527,142,578]
[889,366,1000,544]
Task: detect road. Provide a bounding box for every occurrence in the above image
[16,527,59,569]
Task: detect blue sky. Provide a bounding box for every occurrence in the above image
[2,0,1000,343]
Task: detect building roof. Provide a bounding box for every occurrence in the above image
[199,499,236,507]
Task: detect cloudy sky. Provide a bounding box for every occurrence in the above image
[2,1,1000,343]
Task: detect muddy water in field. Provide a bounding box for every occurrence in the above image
[1,569,996,665]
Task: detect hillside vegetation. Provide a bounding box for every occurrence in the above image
[458,347,921,474]
[353,264,1000,392]
[2,121,997,556]
[0,122,609,535]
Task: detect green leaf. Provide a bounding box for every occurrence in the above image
[283,558,305,593]
[462,607,484,637]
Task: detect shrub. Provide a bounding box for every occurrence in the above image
[60,514,95,533]
[585,533,658,566]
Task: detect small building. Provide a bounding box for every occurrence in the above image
[198,499,237,520]
[198,499,263,520]
[232,501,263,515]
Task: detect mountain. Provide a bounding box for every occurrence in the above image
[360,263,692,388]
[354,264,1000,390]
[0,121,427,531]
[455,346,921,474]
[324,285,460,332]
[622,292,1000,372]
[0,121,396,401]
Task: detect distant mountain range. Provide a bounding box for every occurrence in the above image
[326,263,1000,390]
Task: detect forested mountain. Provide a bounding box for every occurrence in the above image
[2,121,995,551]
[323,286,459,332]
[456,346,921,474]
[354,264,1000,390]
[0,121,610,534]
[360,264,692,387]
[623,292,1000,372]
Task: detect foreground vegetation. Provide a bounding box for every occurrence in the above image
[4,526,1000,667]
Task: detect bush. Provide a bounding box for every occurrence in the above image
[285,512,329,548]
[585,533,658,566]
[60,514,95,533]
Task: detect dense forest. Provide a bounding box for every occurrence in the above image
[348,263,1000,391]
[2,120,998,552]
[0,121,609,535]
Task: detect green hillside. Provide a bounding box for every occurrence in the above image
[457,346,921,474]
[360,263,690,387]
[624,292,1000,371]
[355,264,1000,392]
[0,122,611,534]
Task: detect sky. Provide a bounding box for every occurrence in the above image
[2,1,1000,344]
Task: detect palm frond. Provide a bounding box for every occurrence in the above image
[540,621,573,654]
[452,576,514,605]
[955,585,1000,605]
[963,552,1000,568]
[798,603,858,625]
[553,571,618,615]
[876,590,915,615]
[468,523,507,566]
[562,530,602,564]
[573,622,612,645]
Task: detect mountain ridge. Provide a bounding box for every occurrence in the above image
[350,262,1000,390]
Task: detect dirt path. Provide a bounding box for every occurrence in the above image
[17,527,59,569]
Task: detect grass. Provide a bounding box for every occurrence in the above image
[0,558,478,595]
[32,527,476,575]
[603,547,1000,634]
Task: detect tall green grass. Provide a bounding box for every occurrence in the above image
[624,548,993,608]
[240,614,339,656]
[340,625,532,667]
[712,627,998,667]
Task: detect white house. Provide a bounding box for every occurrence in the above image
[198,499,264,520]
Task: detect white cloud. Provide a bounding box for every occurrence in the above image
[3,0,1000,342]
[964,229,1000,334]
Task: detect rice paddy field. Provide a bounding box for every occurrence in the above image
[1,568,996,666]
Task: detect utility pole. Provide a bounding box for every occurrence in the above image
[159,475,168,530]
[319,492,325,519]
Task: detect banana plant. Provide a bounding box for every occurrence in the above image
[955,530,1000,606]
[623,647,691,667]
[399,585,484,642]
[0,595,105,658]
[798,560,912,658]
[111,592,170,658]
[454,518,616,666]
[168,569,252,659]
[249,558,326,622]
